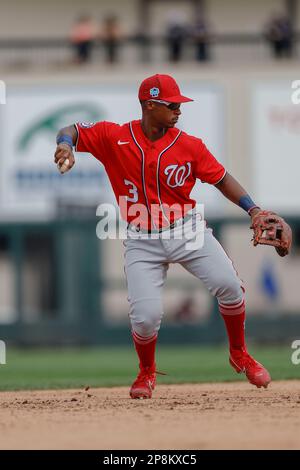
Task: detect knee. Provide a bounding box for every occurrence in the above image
[129,298,163,337]
[210,274,244,305]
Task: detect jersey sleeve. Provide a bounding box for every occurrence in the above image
[75,121,118,164]
[194,140,226,185]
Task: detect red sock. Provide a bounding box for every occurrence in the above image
[219,300,246,352]
[132,331,157,369]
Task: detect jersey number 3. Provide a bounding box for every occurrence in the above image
[124,179,138,203]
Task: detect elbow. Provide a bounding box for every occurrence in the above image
[215,171,230,188]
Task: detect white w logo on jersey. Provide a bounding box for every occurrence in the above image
[164,162,191,188]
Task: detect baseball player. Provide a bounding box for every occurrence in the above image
[54,74,292,399]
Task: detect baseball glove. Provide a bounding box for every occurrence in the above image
[250,210,292,257]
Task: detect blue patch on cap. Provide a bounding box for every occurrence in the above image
[150,87,159,98]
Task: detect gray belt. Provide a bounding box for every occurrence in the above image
[127,211,194,234]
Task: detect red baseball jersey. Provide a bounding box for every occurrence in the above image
[75,120,226,229]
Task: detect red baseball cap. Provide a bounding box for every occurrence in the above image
[138,74,193,103]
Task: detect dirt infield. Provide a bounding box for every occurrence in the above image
[0,381,299,450]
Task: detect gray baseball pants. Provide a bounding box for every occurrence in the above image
[124,218,244,338]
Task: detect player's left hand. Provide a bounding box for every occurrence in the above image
[250,209,292,257]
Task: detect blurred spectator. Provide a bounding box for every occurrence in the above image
[192,17,211,62]
[70,15,96,64]
[101,15,122,64]
[166,11,187,62]
[265,13,293,59]
[134,29,151,63]
[173,297,197,324]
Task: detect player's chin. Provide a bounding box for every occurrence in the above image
[168,119,179,127]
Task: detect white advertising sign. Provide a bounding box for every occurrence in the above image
[252,82,300,214]
[0,84,224,220]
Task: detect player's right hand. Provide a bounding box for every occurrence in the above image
[54,143,75,173]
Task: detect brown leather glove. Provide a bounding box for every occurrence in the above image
[250,210,292,257]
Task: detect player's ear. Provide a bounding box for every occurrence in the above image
[143,100,154,111]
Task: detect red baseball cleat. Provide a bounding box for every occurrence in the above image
[130,365,157,399]
[229,348,271,388]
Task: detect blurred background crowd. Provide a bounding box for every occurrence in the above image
[69,8,295,65]
[0,0,299,69]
